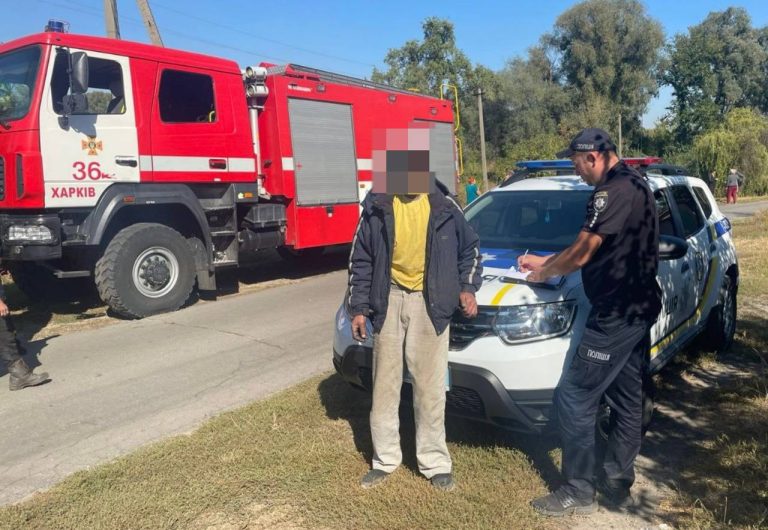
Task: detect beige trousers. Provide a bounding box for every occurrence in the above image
[370,285,451,478]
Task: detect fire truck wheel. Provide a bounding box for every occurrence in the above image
[276,246,325,262]
[95,223,196,318]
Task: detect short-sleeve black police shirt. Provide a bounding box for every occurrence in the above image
[581,161,662,318]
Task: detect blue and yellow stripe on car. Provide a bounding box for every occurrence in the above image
[491,284,517,305]
[650,256,720,357]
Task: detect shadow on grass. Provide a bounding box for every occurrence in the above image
[318,313,767,527]
[635,314,768,527]
[317,373,561,487]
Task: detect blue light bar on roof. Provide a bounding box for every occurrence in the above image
[515,159,575,170]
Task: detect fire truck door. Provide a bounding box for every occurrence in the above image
[40,48,139,207]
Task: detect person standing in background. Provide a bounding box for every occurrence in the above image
[464,177,479,204]
[726,168,744,204]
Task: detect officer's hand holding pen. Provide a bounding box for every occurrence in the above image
[517,251,547,273]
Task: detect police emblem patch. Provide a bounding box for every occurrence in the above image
[594,191,608,212]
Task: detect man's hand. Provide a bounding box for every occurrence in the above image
[0,300,9,317]
[526,269,547,283]
[459,292,478,318]
[351,315,368,342]
[517,253,547,273]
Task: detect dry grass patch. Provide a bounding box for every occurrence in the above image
[0,373,555,530]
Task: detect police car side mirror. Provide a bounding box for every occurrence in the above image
[659,234,688,261]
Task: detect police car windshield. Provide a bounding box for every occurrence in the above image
[465,190,592,252]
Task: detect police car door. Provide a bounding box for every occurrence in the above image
[668,184,710,336]
[650,188,682,363]
[40,48,139,208]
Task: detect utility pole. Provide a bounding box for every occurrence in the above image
[103,0,120,39]
[477,88,489,192]
[136,0,164,47]
[618,112,623,159]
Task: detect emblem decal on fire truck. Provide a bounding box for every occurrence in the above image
[81,136,103,156]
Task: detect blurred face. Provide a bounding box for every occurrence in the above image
[372,124,437,196]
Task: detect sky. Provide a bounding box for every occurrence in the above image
[2,0,768,128]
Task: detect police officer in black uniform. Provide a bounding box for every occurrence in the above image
[519,128,661,516]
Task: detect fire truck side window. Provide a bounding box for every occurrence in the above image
[158,70,216,123]
[51,51,125,115]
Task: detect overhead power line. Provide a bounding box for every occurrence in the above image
[35,0,373,70]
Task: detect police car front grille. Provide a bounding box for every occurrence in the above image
[446,386,485,417]
[0,157,5,200]
[449,307,496,350]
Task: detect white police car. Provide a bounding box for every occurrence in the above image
[333,160,738,434]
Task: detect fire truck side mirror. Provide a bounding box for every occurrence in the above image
[61,93,88,116]
[69,52,89,95]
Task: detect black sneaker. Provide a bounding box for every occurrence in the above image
[531,488,598,517]
[430,473,455,492]
[360,469,390,489]
[596,477,635,508]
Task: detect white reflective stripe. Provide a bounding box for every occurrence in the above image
[228,158,256,172]
[357,158,372,171]
[140,156,255,172]
[282,157,294,171]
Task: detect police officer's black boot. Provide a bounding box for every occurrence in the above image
[8,358,49,391]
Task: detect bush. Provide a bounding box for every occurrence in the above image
[692,108,768,196]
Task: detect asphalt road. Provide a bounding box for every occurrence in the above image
[719,199,768,219]
[0,269,348,505]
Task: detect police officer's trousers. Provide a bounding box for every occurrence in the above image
[556,310,651,500]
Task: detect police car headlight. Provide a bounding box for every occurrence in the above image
[7,224,54,243]
[492,301,577,344]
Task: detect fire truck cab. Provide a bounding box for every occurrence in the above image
[0,29,457,317]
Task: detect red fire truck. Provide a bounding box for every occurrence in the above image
[0,28,458,317]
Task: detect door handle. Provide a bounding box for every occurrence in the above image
[115,156,138,168]
[209,158,227,170]
[681,263,690,274]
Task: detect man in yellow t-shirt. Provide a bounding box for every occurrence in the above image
[348,131,482,492]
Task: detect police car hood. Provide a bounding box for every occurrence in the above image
[475,247,582,306]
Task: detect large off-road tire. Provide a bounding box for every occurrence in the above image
[94,223,196,319]
[704,275,737,353]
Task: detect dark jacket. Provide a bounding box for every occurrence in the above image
[347,187,483,335]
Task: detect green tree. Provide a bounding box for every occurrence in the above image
[664,7,768,145]
[497,45,572,147]
[371,17,507,177]
[691,107,768,195]
[372,17,473,96]
[546,0,665,144]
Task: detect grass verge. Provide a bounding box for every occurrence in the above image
[0,218,765,529]
[0,373,553,530]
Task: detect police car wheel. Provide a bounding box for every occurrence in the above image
[95,223,196,319]
[596,382,655,443]
[704,275,737,353]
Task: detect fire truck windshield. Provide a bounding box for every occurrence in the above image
[0,46,42,127]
